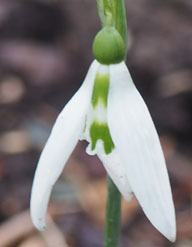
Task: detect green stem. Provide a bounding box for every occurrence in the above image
[111,0,128,60]
[97,0,106,27]
[104,176,121,247]
[103,0,111,10]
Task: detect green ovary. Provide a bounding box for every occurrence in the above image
[90,121,114,155]
[93,26,125,65]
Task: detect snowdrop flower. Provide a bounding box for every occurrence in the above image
[30,26,176,241]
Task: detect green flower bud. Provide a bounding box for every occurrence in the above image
[93,26,125,65]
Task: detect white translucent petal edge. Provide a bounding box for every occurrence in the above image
[94,141,133,201]
[30,60,99,231]
[107,62,176,242]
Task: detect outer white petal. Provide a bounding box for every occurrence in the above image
[30,60,99,231]
[95,141,132,201]
[107,62,176,241]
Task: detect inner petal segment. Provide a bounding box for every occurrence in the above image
[83,64,114,155]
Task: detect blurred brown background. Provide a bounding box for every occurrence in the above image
[0,0,192,246]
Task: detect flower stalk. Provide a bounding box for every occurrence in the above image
[111,0,127,58]
[104,176,121,247]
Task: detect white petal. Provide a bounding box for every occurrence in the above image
[107,62,176,241]
[95,141,132,201]
[30,60,99,231]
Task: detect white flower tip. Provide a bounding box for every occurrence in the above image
[164,227,176,242]
[30,177,51,232]
[30,196,48,231]
[169,233,176,243]
[165,220,176,242]
[151,209,176,242]
[31,216,47,232]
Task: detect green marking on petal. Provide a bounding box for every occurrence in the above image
[90,121,114,154]
[91,71,110,108]
[89,65,114,155]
